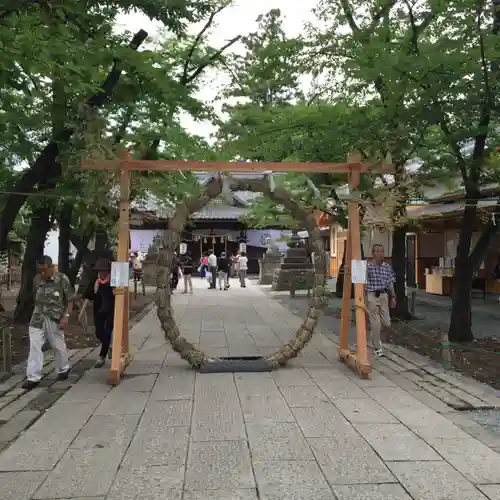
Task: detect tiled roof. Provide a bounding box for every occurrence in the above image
[195,172,287,184]
[233,191,262,206]
[407,199,497,218]
[134,172,288,221]
[191,206,249,220]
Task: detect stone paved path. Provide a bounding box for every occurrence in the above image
[2,278,500,499]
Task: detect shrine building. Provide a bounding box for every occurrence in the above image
[129,173,301,274]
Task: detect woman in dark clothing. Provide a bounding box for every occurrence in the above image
[79,258,115,367]
[217,252,230,290]
[180,251,193,294]
[171,253,181,291]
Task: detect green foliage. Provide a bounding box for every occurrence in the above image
[311,0,500,185]
[241,172,341,229]
[221,8,305,106]
[0,0,242,249]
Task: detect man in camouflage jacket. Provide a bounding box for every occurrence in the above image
[23,255,75,390]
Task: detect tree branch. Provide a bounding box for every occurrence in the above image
[379,174,389,186]
[403,70,469,181]
[184,35,241,85]
[180,3,229,85]
[340,0,360,32]
[403,1,437,54]
[341,0,398,34]
[469,197,500,270]
[472,5,492,178]
[87,30,148,108]
[370,0,398,30]
[439,120,469,182]
[113,105,136,146]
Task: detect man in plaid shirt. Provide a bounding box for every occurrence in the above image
[366,244,396,357]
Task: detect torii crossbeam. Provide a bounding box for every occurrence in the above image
[81,152,391,384]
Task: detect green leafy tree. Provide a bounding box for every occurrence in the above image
[218,10,339,228]
[0,0,234,253]
[224,102,381,227]
[218,8,305,158]
[307,0,451,318]
[408,0,500,340]
[222,8,304,108]
[4,1,241,320]
[310,0,500,338]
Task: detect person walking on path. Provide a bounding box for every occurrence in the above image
[181,251,193,294]
[366,244,396,357]
[217,252,230,290]
[207,249,217,289]
[171,252,181,292]
[22,256,74,390]
[79,258,115,367]
[199,252,208,278]
[238,251,248,288]
[230,251,239,278]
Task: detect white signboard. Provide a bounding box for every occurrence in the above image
[179,243,187,255]
[351,260,367,284]
[111,262,129,287]
[239,243,247,253]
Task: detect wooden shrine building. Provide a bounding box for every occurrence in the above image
[129,173,292,274]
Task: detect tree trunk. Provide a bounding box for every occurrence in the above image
[14,205,54,323]
[449,200,477,342]
[58,202,73,276]
[76,227,113,296]
[391,226,411,319]
[336,244,354,298]
[68,226,94,287]
[449,263,474,342]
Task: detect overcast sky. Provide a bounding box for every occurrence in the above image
[115,2,315,140]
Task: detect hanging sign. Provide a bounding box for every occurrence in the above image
[239,243,247,253]
[111,262,129,287]
[351,260,367,284]
[179,243,187,255]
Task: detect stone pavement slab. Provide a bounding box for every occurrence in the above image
[0,278,499,499]
[269,290,500,410]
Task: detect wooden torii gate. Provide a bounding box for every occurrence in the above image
[82,151,390,384]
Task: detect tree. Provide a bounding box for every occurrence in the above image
[310,0,500,338]
[407,0,500,341]
[218,10,348,227]
[306,0,448,318]
[221,101,378,227]
[0,0,234,254]
[218,9,396,258]
[221,8,304,108]
[4,1,241,320]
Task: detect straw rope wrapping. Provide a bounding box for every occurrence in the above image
[155,175,328,369]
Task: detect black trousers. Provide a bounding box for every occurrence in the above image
[171,270,179,290]
[95,314,113,358]
[210,266,217,288]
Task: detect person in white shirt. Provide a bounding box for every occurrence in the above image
[238,251,248,288]
[207,250,217,289]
